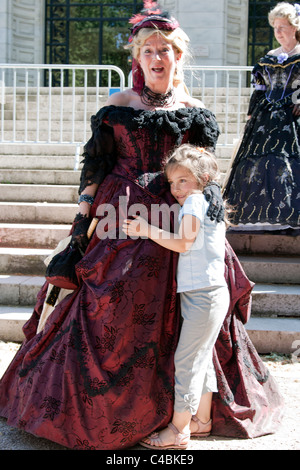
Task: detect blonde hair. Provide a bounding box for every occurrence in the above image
[165,144,234,226]
[126,27,190,88]
[269,2,300,41]
[165,144,221,188]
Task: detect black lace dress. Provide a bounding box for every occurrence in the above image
[223,54,300,230]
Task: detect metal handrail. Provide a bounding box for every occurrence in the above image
[0,63,253,157]
[0,64,126,168]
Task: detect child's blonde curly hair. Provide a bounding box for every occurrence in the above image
[165,144,235,226]
[164,144,221,189]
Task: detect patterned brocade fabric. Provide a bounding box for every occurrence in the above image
[0,106,283,449]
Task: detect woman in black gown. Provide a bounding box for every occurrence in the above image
[223,2,300,232]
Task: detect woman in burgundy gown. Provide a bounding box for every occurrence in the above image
[0,6,283,450]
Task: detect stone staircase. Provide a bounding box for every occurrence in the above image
[226,231,300,354]
[0,87,299,354]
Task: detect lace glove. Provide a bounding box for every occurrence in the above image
[203,182,225,223]
[70,213,92,253]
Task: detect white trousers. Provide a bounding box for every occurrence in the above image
[174,285,229,415]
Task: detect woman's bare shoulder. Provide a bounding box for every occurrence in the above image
[181,93,205,109]
[186,96,205,108]
[105,88,138,106]
[176,84,205,109]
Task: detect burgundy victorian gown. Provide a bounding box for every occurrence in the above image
[0,105,283,450]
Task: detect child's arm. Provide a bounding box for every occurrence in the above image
[122,215,200,253]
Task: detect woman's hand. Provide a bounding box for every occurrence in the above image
[70,213,92,253]
[203,182,225,222]
[122,215,150,238]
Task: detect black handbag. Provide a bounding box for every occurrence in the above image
[45,217,98,290]
[45,244,83,289]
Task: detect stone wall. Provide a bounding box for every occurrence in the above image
[160,0,249,67]
[0,0,9,63]
[0,0,45,65]
[0,0,249,71]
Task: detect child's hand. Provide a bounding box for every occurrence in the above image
[122,215,149,238]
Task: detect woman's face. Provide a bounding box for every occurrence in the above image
[273,17,297,48]
[138,33,180,92]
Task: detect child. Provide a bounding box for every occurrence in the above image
[122,144,230,450]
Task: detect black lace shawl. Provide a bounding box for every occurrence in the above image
[79,105,220,194]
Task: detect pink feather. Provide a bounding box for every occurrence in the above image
[129,1,161,25]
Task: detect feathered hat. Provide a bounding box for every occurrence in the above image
[128,1,180,93]
[129,1,179,37]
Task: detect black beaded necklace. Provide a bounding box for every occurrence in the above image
[140,85,176,108]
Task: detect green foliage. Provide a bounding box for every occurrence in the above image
[45,1,143,86]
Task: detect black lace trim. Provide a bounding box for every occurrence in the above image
[79,105,220,194]
[102,105,220,148]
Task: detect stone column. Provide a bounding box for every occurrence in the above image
[1,0,45,85]
[225,0,249,67]
[0,0,9,63]
[160,0,249,67]
[8,0,45,64]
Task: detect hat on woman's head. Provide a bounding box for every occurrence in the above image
[128,1,180,93]
[129,1,179,37]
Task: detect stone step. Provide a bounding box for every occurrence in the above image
[3,88,251,101]
[0,160,229,188]
[215,146,235,158]
[192,87,252,97]
[0,223,71,248]
[1,121,243,145]
[217,158,230,172]
[0,117,246,137]
[0,146,233,164]
[2,100,249,114]
[0,131,238,147]
[3,86,110,96]
[0,306,34,342]
[245,316,300,355]
[239,255,300,284]
[0,144,81,156]
[0,275,45,305]
[3,95,106,105]
[1,110,248,126]
[0,169,80,185]
[0,143,235,160]
[227,231,300,256]
[0,183,78,203]
[1,131,92,143]
[2,110,94,122]
[0,305,298,353]
[0,248,50,275]
[251,283,300,317]
[0,154,229,172]
[2,120,92,132]
[3,85,252,97]
[0,155,81,170]
[216,122,245,134]
[0,202,77,223]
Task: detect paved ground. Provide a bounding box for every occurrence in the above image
[0,341,299,451]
